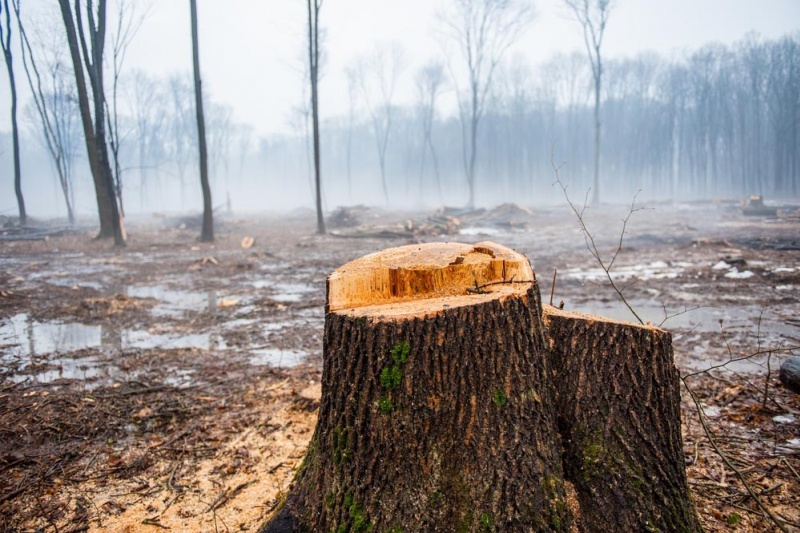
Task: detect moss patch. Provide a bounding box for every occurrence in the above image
[333,426,353,466]
[479,512,496,532]
[378,396,394,414]
[380,366,403,390]
[492,390,508,409]
[380,341,411,391]
[337,492,372,533]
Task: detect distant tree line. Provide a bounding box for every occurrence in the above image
[268,33,800,206]
[2,0,798,238]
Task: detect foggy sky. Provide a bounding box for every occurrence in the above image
[1,0,799,136]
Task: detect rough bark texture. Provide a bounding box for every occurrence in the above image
[58,0,123,243]
[544,305,700,533]
[261,242,700,533]
[264,286,571,532]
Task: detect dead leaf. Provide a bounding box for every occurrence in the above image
[218,298,239,308]
[134,407,153,418]
[241,236,255,249]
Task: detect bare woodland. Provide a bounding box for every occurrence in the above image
[0,2,798,226]
[0,0,799,532]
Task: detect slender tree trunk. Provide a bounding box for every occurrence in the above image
[85,1,125,245]
[428,134,443,205]
[468,115,478,209]
[2,0,26,225]
[190,0,213,242]
[418,112,428,204]
[377,121,390,205]
[56,159,75,224]
[58,0,120,240]
[308,0,325,234]
[345,122,353,203]
[6,63,25,226]
[671,104,681,200]
[592,77,601,204]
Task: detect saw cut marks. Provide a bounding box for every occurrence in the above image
[326,241,533,314]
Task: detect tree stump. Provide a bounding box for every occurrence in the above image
[263,242,571,532]
[544,306,700,532]
[261,241,700,533]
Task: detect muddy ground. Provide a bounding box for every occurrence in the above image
[1,201,799,532]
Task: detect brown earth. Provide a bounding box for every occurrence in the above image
[1,202,799,532]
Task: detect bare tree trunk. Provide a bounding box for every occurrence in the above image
[190,0,213,242]
[592,75,601,204]
[563,0,610,205]
[308,0,325,234]
[426,131,443,205]
[58,0,124,244]
[1,0,26,225]
[414,61,445,206]
[468,114,478,208]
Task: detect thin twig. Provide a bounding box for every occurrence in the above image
[550,149,645,324]
[682,344,799,380]
[682,377,789,532]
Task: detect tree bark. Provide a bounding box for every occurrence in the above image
[262,242,700,533]
[190,0,213,242]
[1,0,26,225]
[308,0,325,235]
[544,305,700,532]
[58,0,125,244]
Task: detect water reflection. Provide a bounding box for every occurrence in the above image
[0,309,306,386]
[249,348,306,367]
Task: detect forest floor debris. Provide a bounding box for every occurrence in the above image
[1,202,799,532]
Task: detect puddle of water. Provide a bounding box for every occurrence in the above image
[27,263,116,285]
[8,356,130,387]
[1,314,102,356]
[260,319,309,332]
[249,348,307,367]
[271,283,317,303]
[163,369,195,388]
[460,227,501,236]
[127,285,217,316]
[573,298,797,337]
[0,314,228,358]
[119,329,227,351]
[563,261,685,283]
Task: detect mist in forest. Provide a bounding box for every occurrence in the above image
[1,0,799,222]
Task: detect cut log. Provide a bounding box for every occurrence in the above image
[544,306,700,532]
[262,242,571,532]
[260,242,700,533]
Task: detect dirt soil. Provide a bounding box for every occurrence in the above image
[1,202,799,532]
